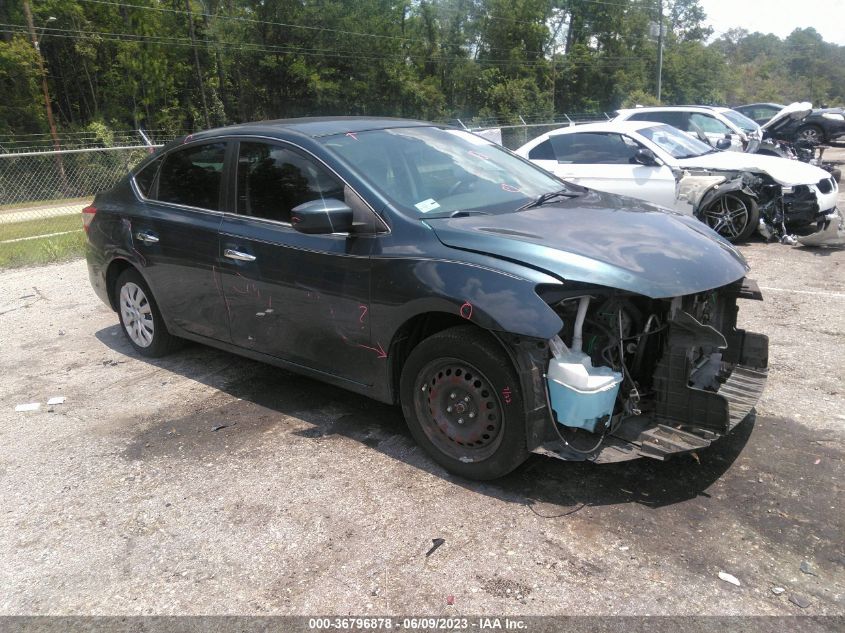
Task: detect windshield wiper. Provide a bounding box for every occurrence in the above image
[519,187,581,210]
[422,209,491,219]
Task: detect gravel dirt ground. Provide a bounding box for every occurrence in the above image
[0,166,843,618]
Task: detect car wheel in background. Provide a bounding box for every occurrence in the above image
[400,326,529,480]
[115,268,180,358]
[699,193,760,243]
[795,124,825,144]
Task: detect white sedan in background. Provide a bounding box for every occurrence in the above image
[516,121,839,243]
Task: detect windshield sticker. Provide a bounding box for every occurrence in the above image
[501,183,521,193]
[414,198,441,213]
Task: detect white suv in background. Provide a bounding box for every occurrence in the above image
[614,106,762,153]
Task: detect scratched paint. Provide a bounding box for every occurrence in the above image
[459,301,473,320]
[500,183,521,193]
[359,305,368,324]
[345,132,359,141]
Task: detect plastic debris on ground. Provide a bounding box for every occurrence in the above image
[15,403,40,412]
[425,538,445,557]
[718,571,741,586]
[800,561,818,576]
[789,593,812,609]
[46,396,65,405]
[771,587,786,595]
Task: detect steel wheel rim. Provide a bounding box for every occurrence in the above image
[414,358,505,461]
[703,194,750,240]
[119,282,154,348]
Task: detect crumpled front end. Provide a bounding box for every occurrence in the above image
[532,278,769,463]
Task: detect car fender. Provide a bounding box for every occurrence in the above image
[695,174,758,217]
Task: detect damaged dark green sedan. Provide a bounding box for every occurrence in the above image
[85,117,768,480]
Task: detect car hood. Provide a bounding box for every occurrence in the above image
[677,149,830,186]
[761,101,812,133]
[424,189,749,299]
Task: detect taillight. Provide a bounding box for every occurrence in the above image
[82,205,96,233]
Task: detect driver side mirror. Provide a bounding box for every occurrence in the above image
[633,148,660,167]
[715,135,732,151]
[290,198,353,234]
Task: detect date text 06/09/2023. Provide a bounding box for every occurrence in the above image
[307,617,528,630]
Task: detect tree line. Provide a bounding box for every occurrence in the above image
[1,0,844,142]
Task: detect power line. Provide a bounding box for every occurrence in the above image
[0,23,652,70]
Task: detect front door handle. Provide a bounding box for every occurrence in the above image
[224,249,257,262]
[135,231,159,244]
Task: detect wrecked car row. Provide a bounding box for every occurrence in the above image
[517,120,841,244]
[85,118,769,480]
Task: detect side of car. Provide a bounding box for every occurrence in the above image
[517,124,761,242]
[85,126,580,480]
[735,102,845,144]
[614,106,759,151]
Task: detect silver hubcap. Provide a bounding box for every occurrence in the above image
[800,128,821,143]
[703,194,749,240]
[120,282,154,347]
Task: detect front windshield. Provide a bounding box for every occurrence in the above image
[320,127,563,217]
[720,109,760,134]
[639,124,714,159]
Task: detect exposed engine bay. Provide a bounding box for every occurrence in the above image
[535,279,769,463]
[676,167,842,245]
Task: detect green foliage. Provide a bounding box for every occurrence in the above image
[1,0,843,138]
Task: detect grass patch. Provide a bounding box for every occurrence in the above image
[0,196,91,212]
[0,213,83,242]
[0,230,86,268]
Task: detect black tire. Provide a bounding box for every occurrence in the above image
[114,268,180,358]
[699,192,760,243]
[796,124,825,144]
[399,326,529,480]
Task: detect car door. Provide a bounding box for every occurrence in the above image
[130,140,230,340]
[546,132,678,209]
[216,139,376,382]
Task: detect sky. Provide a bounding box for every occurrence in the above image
[699,0,845,45]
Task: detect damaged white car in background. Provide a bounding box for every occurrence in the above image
[516,121,841,245]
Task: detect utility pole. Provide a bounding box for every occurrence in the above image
[185,0,211,129]
[22,0,69,193]
[656,0,663,102]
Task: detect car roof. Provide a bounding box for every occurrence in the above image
[544,120,661,136]
[617,105,720,115]
[178,117,437,143]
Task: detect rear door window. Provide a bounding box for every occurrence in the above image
[236,142,345,223]
[628,111,689,129]
[550,133,638,164]
[156,143,227,210]
[528,139,556,160]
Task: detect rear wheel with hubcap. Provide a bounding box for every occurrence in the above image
[115,268,180,357]
[700,192,759,243]
[400,326,529,480]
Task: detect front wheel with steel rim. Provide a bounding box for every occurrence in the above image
[699,192,759,243]
[115,268,179,358]
[400,326,529,480]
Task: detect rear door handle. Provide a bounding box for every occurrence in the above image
[135,231,159,244]
[224,249,256,262]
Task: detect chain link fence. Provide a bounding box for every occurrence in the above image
[0,145,159,267]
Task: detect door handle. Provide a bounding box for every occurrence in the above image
[135,231,159,244]
[224,249,256,262]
